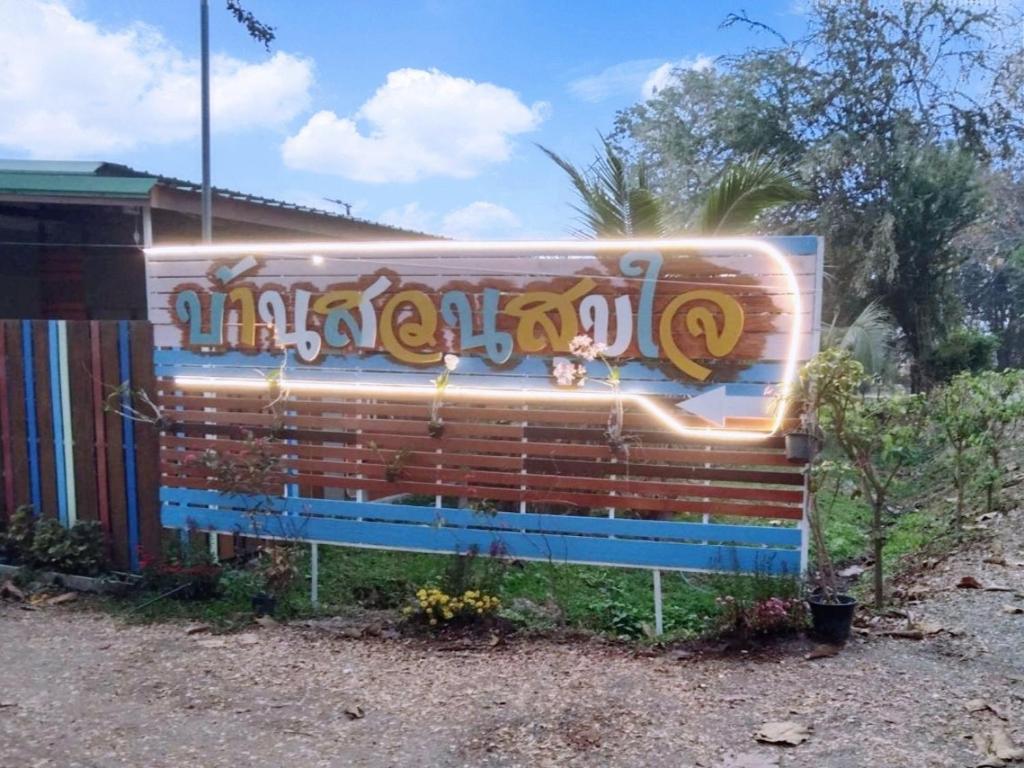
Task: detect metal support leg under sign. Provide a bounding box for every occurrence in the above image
[310,543,320,610]
[653,569,664,636]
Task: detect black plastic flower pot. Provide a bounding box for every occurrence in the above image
[807,593,857,644]
[251,593,277,617]
[785,431,819,463]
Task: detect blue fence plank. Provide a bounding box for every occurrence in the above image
[118,321,140,571]
[161,504,799,574]
[160,488,801,548]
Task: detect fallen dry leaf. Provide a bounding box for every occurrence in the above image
[720,751,780,768]
[344,704,365,720]
[880,628,924,640]
[837,564,866,578]
[805,644,841,660]
[254,615,278,628]
[991,729,1024,761]
[47,592,77,606]
[0,581,25,601]
[959,576,985,589]
[1003,605,1024,615]
[754,721,810,746]
[184,623,211,635]
[966,700,1007,720]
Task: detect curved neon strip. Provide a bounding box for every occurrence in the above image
[149,238,804,441]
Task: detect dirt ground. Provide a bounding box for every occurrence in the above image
[3,510,1024,767]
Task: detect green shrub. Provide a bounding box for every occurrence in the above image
[1,506,105,575]
[925,328,997,383]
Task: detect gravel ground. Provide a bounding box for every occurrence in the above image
[2,509,1024,767]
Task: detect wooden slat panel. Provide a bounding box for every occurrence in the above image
[130,321,162,560]
[5,323,30,511]
[66,322,99,522]
[101,323,130,568]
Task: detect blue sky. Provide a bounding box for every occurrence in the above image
[0,0,810,238]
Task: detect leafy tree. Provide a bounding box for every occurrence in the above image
[969,370,1024,514]
[933,374,987,527]
[957,172,1024,368]
[804,348,929,609]
[613,0,1023,386]
[226,0,276,49]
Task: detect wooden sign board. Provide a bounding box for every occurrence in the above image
[146,237,823,574]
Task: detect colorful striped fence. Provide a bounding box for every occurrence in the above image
[0,319,161,570]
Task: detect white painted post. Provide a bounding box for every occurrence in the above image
[653,569,663,636]
[310,542,319,609]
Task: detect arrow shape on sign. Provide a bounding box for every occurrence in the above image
[675,386,771,428]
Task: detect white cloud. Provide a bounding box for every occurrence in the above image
[377,200,523,239]
[568,55,714,103]
[641,56,714,98]
[441,202,521,240]
[568,59,664,103]
[282,68,548,183]
[378,202,436,233]
[0,0,314,157]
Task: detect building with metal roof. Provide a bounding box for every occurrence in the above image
[0,159,432,320]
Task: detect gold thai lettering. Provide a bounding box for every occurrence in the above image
[227,287,256,347]
[379,290,442,364]
[658,290,744,380]
[503,278,596,353]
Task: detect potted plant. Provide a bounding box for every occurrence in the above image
[805,460,858,643]
[253,544,300,616]
[780,351,858,642]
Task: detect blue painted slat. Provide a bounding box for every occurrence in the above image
[153,349,789,384]
[47,321,68,525]
[161,504,799,574]
[21,321,41,513]
[160,488,801,548]
[118,321,140,571]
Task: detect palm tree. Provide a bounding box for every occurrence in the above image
[538,137,663,238]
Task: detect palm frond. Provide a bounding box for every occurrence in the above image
[823,300,897,376]
[699,156,806,234]
[539,138,664,238]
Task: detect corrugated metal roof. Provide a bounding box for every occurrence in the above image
[0,159,431,236]
[0,171,157,199]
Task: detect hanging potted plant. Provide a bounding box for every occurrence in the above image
[428,354,460,438]
[774,372,823,463]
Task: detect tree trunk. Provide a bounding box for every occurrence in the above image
[872,499,885,611]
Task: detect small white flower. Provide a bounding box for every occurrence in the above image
[569,334,597,361]
[592,341,608,356]
[552,358,577,387]
[443,353,460,372]
[573,364,588,387]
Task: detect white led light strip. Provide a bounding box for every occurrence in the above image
[148,238,805,443]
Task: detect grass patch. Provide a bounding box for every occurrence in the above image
[98,543,808,641]
[821,495,871,563]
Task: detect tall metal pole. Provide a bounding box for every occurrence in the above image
[200,0,212,243]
